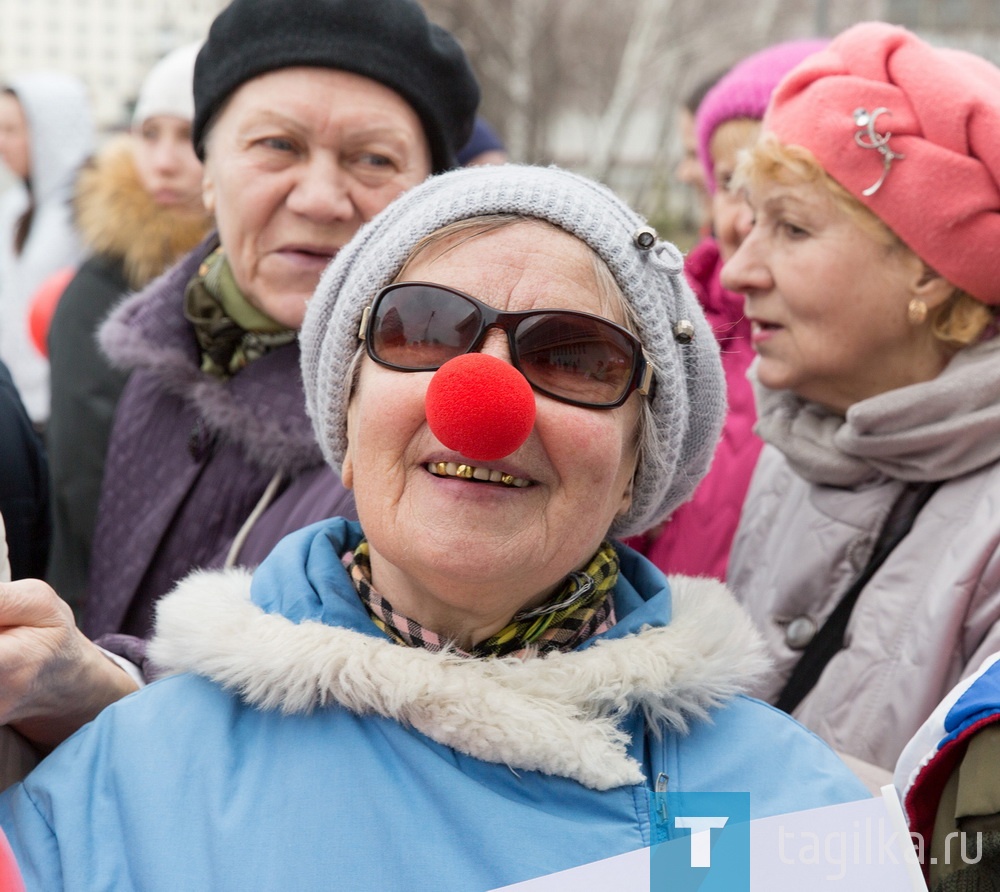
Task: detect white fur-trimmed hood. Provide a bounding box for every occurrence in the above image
[149,570,769,791]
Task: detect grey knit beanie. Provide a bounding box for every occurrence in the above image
[300,164,725,538]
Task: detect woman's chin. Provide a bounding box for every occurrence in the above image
[382,506,548,584]
[754,359,797,395]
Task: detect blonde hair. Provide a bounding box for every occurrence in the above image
[708,118,761,188]
[736,134,995,347]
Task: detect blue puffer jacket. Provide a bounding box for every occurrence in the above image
[0,520,866,891]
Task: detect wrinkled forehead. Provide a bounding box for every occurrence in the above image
[202,66,426,159]
[397,218,632,326]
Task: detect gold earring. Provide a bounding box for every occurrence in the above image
[907,298,928,325]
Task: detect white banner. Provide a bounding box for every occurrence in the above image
[492,786,929,891]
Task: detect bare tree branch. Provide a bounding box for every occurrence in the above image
[587,0,674,182]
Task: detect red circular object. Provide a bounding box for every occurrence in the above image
[29,266,75,358]
[0,828,25,892]
[425,353,536,461]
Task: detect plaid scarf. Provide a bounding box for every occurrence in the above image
[347,539,618,658]
[183,246,297,379]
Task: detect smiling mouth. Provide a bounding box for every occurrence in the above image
[427,461,532,488]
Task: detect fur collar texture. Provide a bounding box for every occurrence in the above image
[75,135,211,289]
[149,569,769,791]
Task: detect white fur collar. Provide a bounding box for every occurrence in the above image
[149,571,769,791]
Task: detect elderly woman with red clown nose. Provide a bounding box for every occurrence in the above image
[722,22,1000,778]
[0,164,864,890]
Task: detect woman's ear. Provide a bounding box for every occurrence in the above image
[340,434,354,490]
[341,396,359,490]
[201,169,215,215]
[616,474,634,518]
[911,263,954,311]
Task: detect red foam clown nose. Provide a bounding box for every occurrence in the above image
[425,353,536,461]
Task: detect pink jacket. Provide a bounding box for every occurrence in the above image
[629,237,761,579]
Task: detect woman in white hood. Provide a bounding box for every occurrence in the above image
[0,71,95,424]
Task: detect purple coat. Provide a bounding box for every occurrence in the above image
[85,237,355,641]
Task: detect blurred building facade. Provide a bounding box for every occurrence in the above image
[0,0,226,130]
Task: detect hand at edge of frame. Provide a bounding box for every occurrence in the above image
[0,579,139,751]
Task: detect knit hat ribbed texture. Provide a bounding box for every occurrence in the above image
[300,165,726,538]
[133,42,200,127]
[696,39,828,192]
[766,22,1000,305]
[192,0,479,173]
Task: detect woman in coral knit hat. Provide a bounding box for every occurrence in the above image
[723,21,1000,777]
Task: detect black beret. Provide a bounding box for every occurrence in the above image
[193,0,480,173]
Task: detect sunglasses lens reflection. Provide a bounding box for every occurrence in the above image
[371,285,479,368]
[369,284,639,407]
[515,314,634,405]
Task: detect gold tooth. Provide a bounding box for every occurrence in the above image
[430,462,525,487]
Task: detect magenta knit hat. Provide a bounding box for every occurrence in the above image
[696,38,828,191]
[765,22,1000,305]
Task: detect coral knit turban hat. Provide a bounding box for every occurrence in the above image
[765,21,1000,305]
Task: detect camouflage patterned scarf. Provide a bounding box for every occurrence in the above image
[183,246,296,379]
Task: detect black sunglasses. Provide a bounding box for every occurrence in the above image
[358,282,653,409]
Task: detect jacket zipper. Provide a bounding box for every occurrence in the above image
[651,771,670,844]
